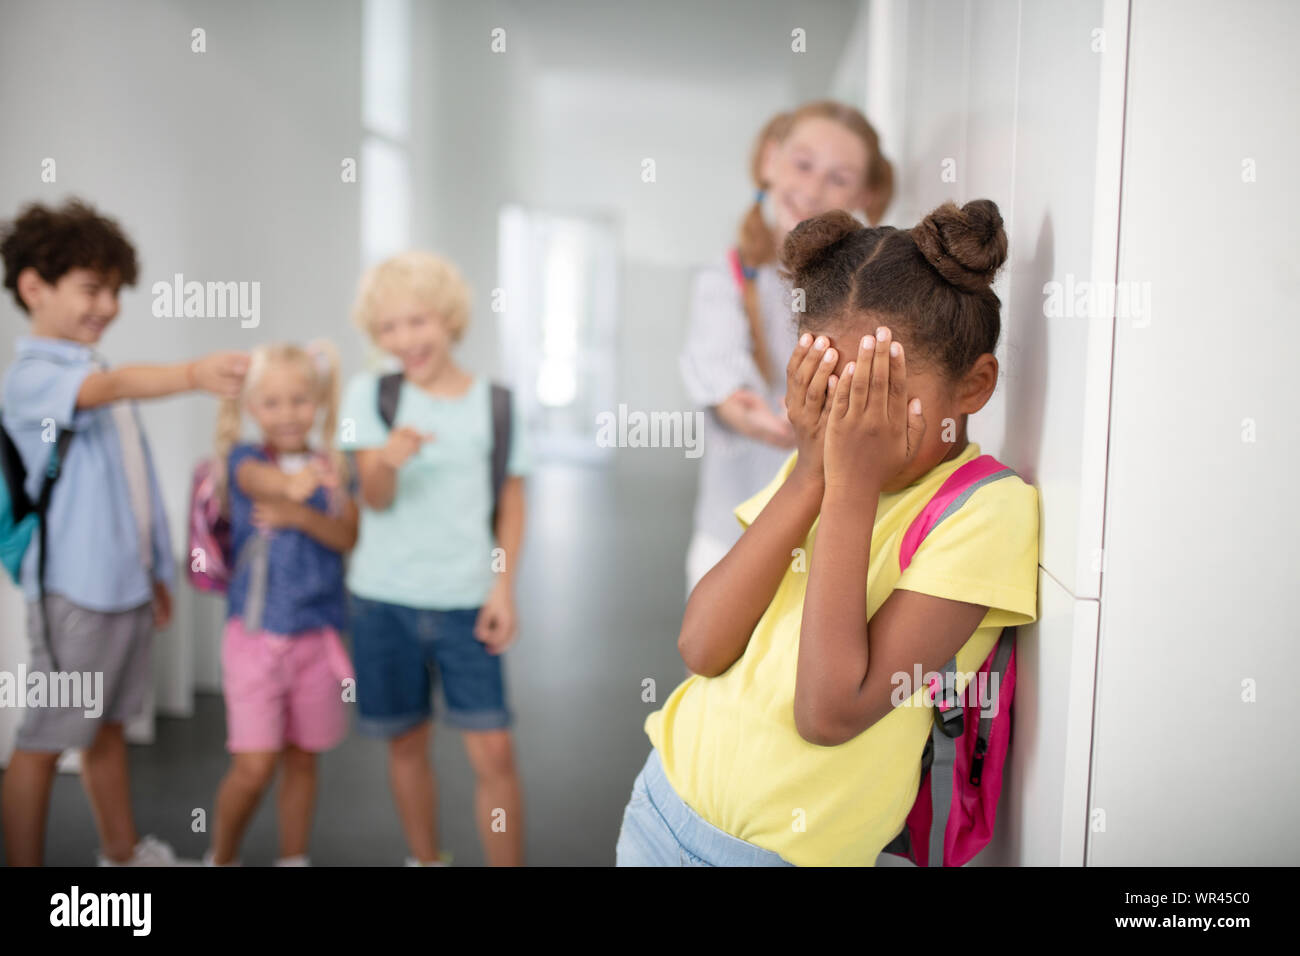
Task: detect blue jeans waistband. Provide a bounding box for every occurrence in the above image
[641,748,794,867]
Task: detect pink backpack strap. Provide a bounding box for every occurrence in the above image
[899,455,1016,717]
[898,455,1016,573]
[725,247,747,294]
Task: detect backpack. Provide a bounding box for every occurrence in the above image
[0,417,76,670]
[186,457,234,594]
[881,453,1022,867]
[376,372,513,528]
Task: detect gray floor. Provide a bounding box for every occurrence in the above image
[1,454,701,866]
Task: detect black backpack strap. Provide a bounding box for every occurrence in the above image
[933,651,966,739]
[0,424,35,524]
[489,384,512,531]
[35,428,75,672]
[377,372,404,429]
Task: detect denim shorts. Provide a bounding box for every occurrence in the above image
[348,592,512,737]
[615,748,796,866]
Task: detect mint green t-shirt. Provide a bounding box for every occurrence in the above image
[339,372,529,610]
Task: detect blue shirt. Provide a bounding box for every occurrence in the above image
[1,335,174,612]
[225,443,347,635]
[339,372,529,610]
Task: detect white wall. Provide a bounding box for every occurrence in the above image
[0,0,363,757]
[1091,0,1300,865]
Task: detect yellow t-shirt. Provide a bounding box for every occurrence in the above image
[644,442,1039,866]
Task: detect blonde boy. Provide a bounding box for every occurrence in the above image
[340,251,528,866]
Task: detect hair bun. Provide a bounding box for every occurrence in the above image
[911,199,1007,293]
[780,209,863,278]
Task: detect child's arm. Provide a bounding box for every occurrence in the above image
[475,475,525,655]
[76,351,248,408]
[794,329,987,745]
[252,495,359,553]
[353,426,433,510]
[677,334,837,677]
[492,476,525,593]
[234,458,331,504]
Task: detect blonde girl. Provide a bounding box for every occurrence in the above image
[205,340,359,866]
[680,100,895,592]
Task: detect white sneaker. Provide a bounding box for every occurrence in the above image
[273,854,311,866]
[98,835,199,867]
[202,849,242,867]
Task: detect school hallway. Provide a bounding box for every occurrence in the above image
[0,455,702,867]
[0,0,1295,889]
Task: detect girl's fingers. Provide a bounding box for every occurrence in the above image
[831,361,854,419]
[799,335,829,396]
[789,334,815,396]
[906,396,927,458]
[789,334,828,415]
[887,337,908,425]
[805,345,837,408]
[869,327,892,416]
[787,332,813,387]
[849,334,874,411]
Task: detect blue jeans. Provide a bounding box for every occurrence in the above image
[348,593,511,736]
[615,748,795,866]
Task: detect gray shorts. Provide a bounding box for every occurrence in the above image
[13,593,154,752]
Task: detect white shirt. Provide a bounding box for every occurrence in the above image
[679,259,798,545]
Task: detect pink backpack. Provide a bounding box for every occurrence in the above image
[882,454,1021,867]
[187,458,234,593]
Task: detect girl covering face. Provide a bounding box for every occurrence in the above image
[620,199,1039,867]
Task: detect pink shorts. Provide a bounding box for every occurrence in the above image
[221,617,354,753]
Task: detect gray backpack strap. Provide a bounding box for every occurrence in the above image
[928,728,957,865]
[969,627,1016,786]
[489,383,512,529]
[377,372,404,429]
